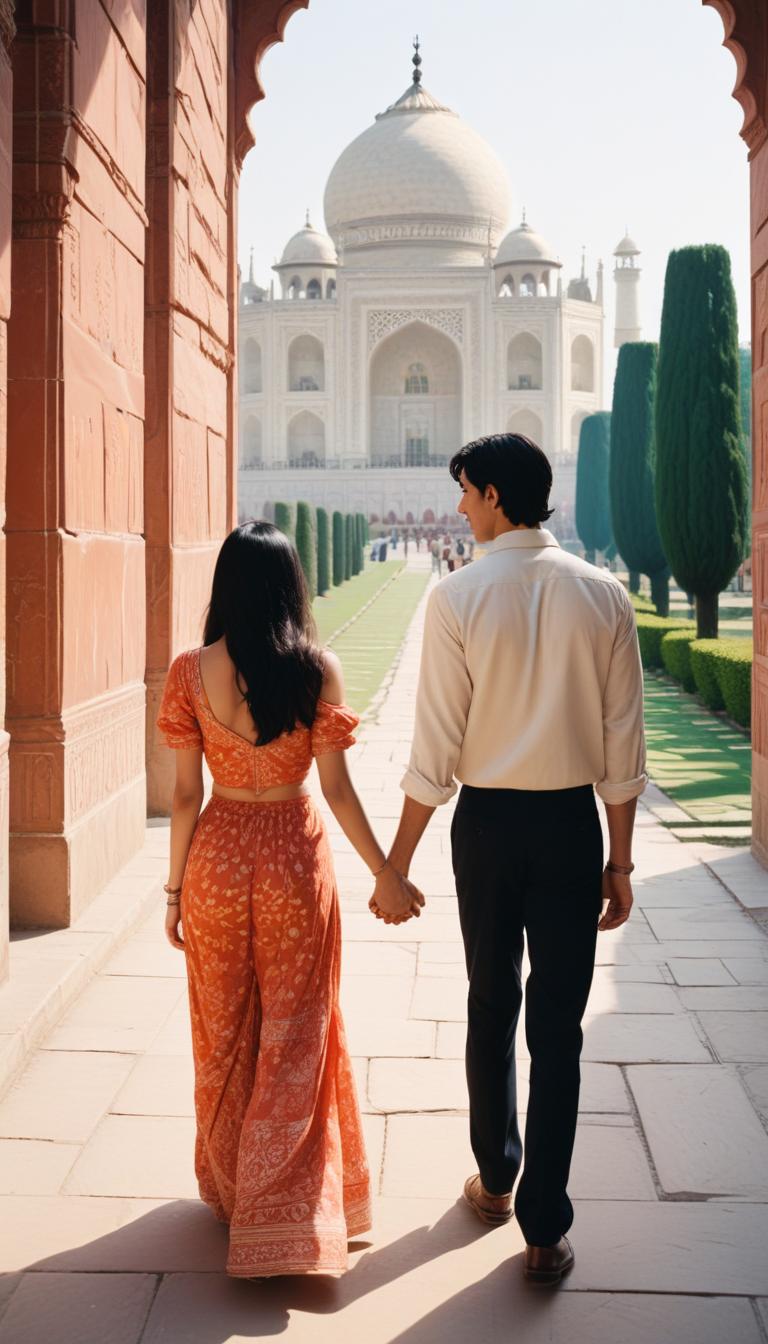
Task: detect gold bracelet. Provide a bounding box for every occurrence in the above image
[164,883,182,896]
[371,858,389,877]
[606,860,634,875]
[166,896,181,907]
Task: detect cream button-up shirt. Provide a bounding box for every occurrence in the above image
[401,528,647,808]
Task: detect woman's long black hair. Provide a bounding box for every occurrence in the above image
[202,521,325,745]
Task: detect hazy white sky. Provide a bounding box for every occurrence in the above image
[238,0,749,391]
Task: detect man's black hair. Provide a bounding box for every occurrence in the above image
[449,433,555,527]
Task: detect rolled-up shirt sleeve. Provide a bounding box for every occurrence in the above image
[596,594,647,805]
[401,583,473,806]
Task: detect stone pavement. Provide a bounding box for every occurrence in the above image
[1,552,768,1342]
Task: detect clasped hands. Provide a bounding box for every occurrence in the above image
[369,861,425,924]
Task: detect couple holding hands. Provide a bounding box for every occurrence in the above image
[158,433,646,1285]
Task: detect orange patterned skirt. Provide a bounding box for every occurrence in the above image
[181,794,371,1277]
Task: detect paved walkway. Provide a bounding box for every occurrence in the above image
[1,556,768,1342]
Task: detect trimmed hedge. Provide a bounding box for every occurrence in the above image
[316,507,330,596]
[344,513,354,580]
[332,511,344,586]
[690,638,751,726]
[354,513,365,574]
[635,612,695,669]
[629,592,655,615]
[274,501,296,540]
[295,501,317,600]
[660,628,697,693]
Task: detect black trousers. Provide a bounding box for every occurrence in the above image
[451,783,603,1247]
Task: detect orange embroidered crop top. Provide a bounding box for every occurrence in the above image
[156,648,359,791]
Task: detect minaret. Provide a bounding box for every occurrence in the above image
[613,232,642,347]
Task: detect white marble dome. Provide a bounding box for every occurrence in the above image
[495,218,560,268]
[279,219,338,268]
[323,79,512,266]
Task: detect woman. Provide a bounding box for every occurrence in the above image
[157,522,421,1279]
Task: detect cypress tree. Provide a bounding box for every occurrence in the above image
[575,412,613,565]
[332,510,345,586]
[295,501,317,599]
[628,571,641,595]
[355,512,365,573]
[316,507,330,596]
[344,513,354,580]
[655,245,747,638]
[274,501,296,540]
[610,342,670,616]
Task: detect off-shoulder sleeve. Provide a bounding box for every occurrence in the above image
[311,700,359,757]
[156,653,203,750]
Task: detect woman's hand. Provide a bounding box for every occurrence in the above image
[165,902,185,950]
[369,866,425,924]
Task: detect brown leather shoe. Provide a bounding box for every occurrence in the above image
[523,1235,575,1284]
[463,1173,513,1225]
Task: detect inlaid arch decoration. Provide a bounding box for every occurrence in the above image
[368,308,464,352]
[287,410,325,466]
[571,335,595,393]
[234,1,310,166]
[507,409,544,447]
[703,2,768,154]
[288,333,325,392]
[241,415,262,467]
[243,337,262,393]
[507,333,543,390]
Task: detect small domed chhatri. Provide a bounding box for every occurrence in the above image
[279,215,338,268]
[239,42,637,539]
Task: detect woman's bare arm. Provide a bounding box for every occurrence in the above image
[316,652,423,920]
[165,747,205,949]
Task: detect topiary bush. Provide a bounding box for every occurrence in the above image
[635,612,695,668]
[344,513,354,580]
[689,640,724,711]
[316,507,330,596]
[690,638,751,726]
[295,501,317,599]
[332,511,344,586]
[274,501,296,540]
[660,628,697,692]
[712,640,751,727]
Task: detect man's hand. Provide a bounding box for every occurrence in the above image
[598,868,633,931]
[369,865,425,924]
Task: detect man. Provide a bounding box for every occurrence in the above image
[370,433,646,1285]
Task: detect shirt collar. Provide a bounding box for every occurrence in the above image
[489,527,560,552]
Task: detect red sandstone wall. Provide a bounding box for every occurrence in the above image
[0,4,12,974]
[145,0,235,815]
[6,5,148,926]
[751,128,768,863]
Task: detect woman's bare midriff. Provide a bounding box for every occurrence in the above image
[211,782,310,803]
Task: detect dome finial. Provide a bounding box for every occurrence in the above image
[522,205,527,225]
[412,34,422,85]
[305,207,311,228]
[248,246,254,284]
[580,246,586,279]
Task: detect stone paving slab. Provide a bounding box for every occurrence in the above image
[1,558,768,1336]
[628,1064,768,1198]
[0,1272,158,1344]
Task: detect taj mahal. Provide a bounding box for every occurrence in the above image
[237,44,642,536]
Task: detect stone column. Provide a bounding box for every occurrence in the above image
[6,6,148,927]
[750,126,768,865]
[144,2,234,816]
[704,2,767,865]
[0,1,13,977]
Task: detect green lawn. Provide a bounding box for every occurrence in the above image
[328,570,431,714]
[313,562,404,644]
[644,672,751,824]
